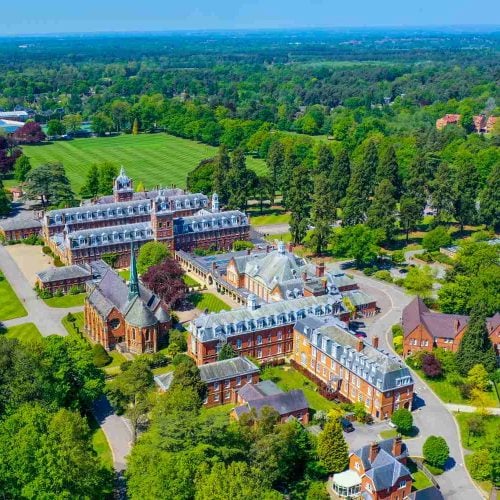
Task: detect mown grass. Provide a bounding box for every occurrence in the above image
[88,415,113,470]
[261,365,337,413]
[189,292,231,313]
[0,272,27,321]
[61,311,85,336]
[200,403,234,419]
[183,274,201,287]
[44,293,86,308]
[23,133,266,192]
[4,322,42,342]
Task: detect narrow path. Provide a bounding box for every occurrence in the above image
[445,403,500,415]
[0,245,75,335]
[352,273,484,500]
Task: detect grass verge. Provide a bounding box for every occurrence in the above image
[3,322,42,342]
[0,272,27,321]
[44,293,86,308]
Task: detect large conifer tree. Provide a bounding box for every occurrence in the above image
[310,172,335,254]
[317,419,349,473]
[288,165,312,244]
[331,147,351,206]
[367,179,397,243]
[266,141,285,204]
[479,164,499,232]
[315,144,334,176]
[213,145,231,204]
[342,164,369,226]
[376,145,402,198]
[361,139,378,196]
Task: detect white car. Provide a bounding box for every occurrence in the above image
[388,421,397,429]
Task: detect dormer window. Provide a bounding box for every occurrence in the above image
[86,211,92,220]
[127,206,134,215]
[113,231,119,241]
[101,233,107,242]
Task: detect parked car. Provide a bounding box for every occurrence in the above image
[388,420,397,429]
[341,418,355,433]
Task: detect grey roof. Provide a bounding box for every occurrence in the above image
[154,372,174,391]
[190,294,344,342]
[36,264,91,283]
[124,296,158,327]
[326,269,357,289]
[344,289,375,307]
[198,356,259,383]
[238,380,284,401]
[295,316,412,392]
[409,487,444,500]
[236,389,308,418]
[0,215,41,231]
[174,209,248,235]
[354,438,408,470]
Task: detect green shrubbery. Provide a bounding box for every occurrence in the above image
[392,324,404,355]
[423,435,449,470]
[92,344,112,367]
[373,270,393,282]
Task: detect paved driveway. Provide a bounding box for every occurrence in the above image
[352,273,483,500]
[0,245,78,335]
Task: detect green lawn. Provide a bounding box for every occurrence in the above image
[189,292,230,313]
[249,207,291,226]
[4,322,42,342]
[88,415,113,470]
[200,403,234,419]
[261,365,337,412]
[118,269,129,281]
[183,274,201,287]
[61,311,85,336]
[406,459,433,491]
[23,133,266,193]
[0,272,27,321]
[44,293,86,308]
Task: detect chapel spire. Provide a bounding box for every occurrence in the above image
[128,241,140,300]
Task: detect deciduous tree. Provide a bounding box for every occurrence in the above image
[13,122,46,144]
[23,163,74,207]
[391,408,413,434]
[137,241,170,275]
[479,164,499,232]
[423,436,449,469]
[13,155,31,182]
[0,179,10,216]
[399,195,422,244]
[80,163,100,198]
[266,141,285,203]
[142,257,186,307]
[422,226,452,252]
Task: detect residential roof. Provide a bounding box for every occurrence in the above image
[238,380,284,401]
[36,264,91,283]
[409,486,444,500]
[173,209,248,235]
[295,316,412,392]
[198,356,259,383]
[354,438,408,470]
[344,289,375,307]
[154,372,174,391]
[0,215,41,231]
[235,389,308,418]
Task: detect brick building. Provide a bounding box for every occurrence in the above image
[332,437,412,499]
[41,168,249,266]
[84,245,171,354]
[293,316,414,420]
[188,294,348,365]
[436,113,497,133]
[402,297,500,357]
[232,380,309,425]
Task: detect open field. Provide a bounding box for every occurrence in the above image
[4,322,42,342]
[0,272,28,321]
[23,133,267,193]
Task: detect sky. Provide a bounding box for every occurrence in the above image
[1,0,499,35]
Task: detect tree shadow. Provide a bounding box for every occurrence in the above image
[443,456,456,472]
[412,393,426,410]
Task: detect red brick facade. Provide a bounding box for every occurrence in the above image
[205,372,260,407]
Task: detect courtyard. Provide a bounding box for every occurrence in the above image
[5,243,55,286]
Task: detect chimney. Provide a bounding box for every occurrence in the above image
[392,435,403,457]
[266,245,270,254]
[316,262,325,278]
[211,262,217,272]
[373,336,379,349]
[247,294,258,311]
[454,319,460,332]
[356,339,364,352]
[287,242,294,253]
[302,271,308,282]
[369,442,379,463]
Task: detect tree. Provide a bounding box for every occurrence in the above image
[422,226,452,252]
[331,147,350,206]
[187,157,216,195]
[460,112,476,134]
[467,364,489,392]
[391,408,413,434]
[306,482,330,500]
[226,148,256,210]
[0,179,10,216]
[217,342,237,361]
[317,418,349,473]
[479,164,500,232]
[98,162,118,195]
[309,172,335,254]
[367,180,397,243]
[399,195,422,243]
[405,156,428,211]
[142,257,186,308]
[47,119,66,137]
[266,141,285,203]
[332,225,380,267]
[110,100,131,131]
[468,450,493,482]
[23,163,74,207]
[453,163,479,232]
[213,145,231,204]
[62,114,82,133]
[456,307,497,376]
[255,175,272,213]
[132,117,139,135]
[79,164,100,198]
[281,147,300,209]
[403,266,434,297]
[430,163,455,223]
[170,358,207,401]
[423,436,449,469]
[137,241,170,275]
[13,122,45,144]
[361,140,378,196]
[13,155,31,182]
[376,145,402,198]
[91,112,113,136]
[342,163,369,226]
[92,344,112,367]
[422,354,443,378]
[289,165,312,244]
[315,144,334,175]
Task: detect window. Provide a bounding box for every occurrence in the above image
[247,374,252,382]
[236,376,241,386]
[257,335,262,345]
[214,393,220,402]
[277,330,282,340]
[320,353,326,364]
[214,382,219,391]
[236,338,242,349]
[312,346,317,357]
[224,379,230,388]
[257,349,262,359]
[398,480,406,489]
[278,344,282,354]
[224,391,230,400]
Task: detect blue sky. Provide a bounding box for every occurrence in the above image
[1,0,499,34]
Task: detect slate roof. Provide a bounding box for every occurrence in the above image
[344,289,375,307]
[0,215,41,231]
[173,210,248,235]
[409,486,444,500]
[123,295,159,327]
[326,269,358,289]
[36,264,91,283]
[354,438,408,469]
[198,356,259,383]
[238,380,284,401]
[295,316,412,392]
[190,294,344,342]
[154,372,174,391]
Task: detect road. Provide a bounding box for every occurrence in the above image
[352,272,484,500]
[0,245,81,335]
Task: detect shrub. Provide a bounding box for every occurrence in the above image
[120,361,132,372]
[425,463,444,475]
[92,344,112,367]
[232,240,254,251]
[66,312,76,323]
[433,348,457,374]
[362,266,378,276]
[406,351,426,370]
[54,289,64,297]
[169,329,187,352]
[24,234,43,245]
[467,450,492,481]
[172,353,193,366]
[374,270,392,282]
[149,352,169,368]
[42,245,52,255]
[422,226,452,252]
[422,353,443,378]
[352,402,367,422]
[392,324,404,338]
[423,436,449,469]
[53,256,64,267]
[69,285,83,295]
[391,250,405,265]
[393,336,403,354]
[391,408,413,435]
[39,289,53,299]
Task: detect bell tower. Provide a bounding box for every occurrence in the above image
[114,166,134,202]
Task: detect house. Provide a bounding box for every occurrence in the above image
[436,113,497,134]
[293,316,414,420]
[334,437,412,500]
[154,356,260,408]
[435,114,461,130]
[84,244,171,354]
[187,293,347,365]
[232,380,309,424]
[402,297,500,357]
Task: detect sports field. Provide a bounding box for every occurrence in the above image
[23,133,267,193]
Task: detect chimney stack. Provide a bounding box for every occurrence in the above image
[356,339,364,352]
[266,245,270,253]
[454,319,460,332]
[369,441,379,463]
[373,336,379,349]
[316,262,325,278]
[392,435,403,457]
